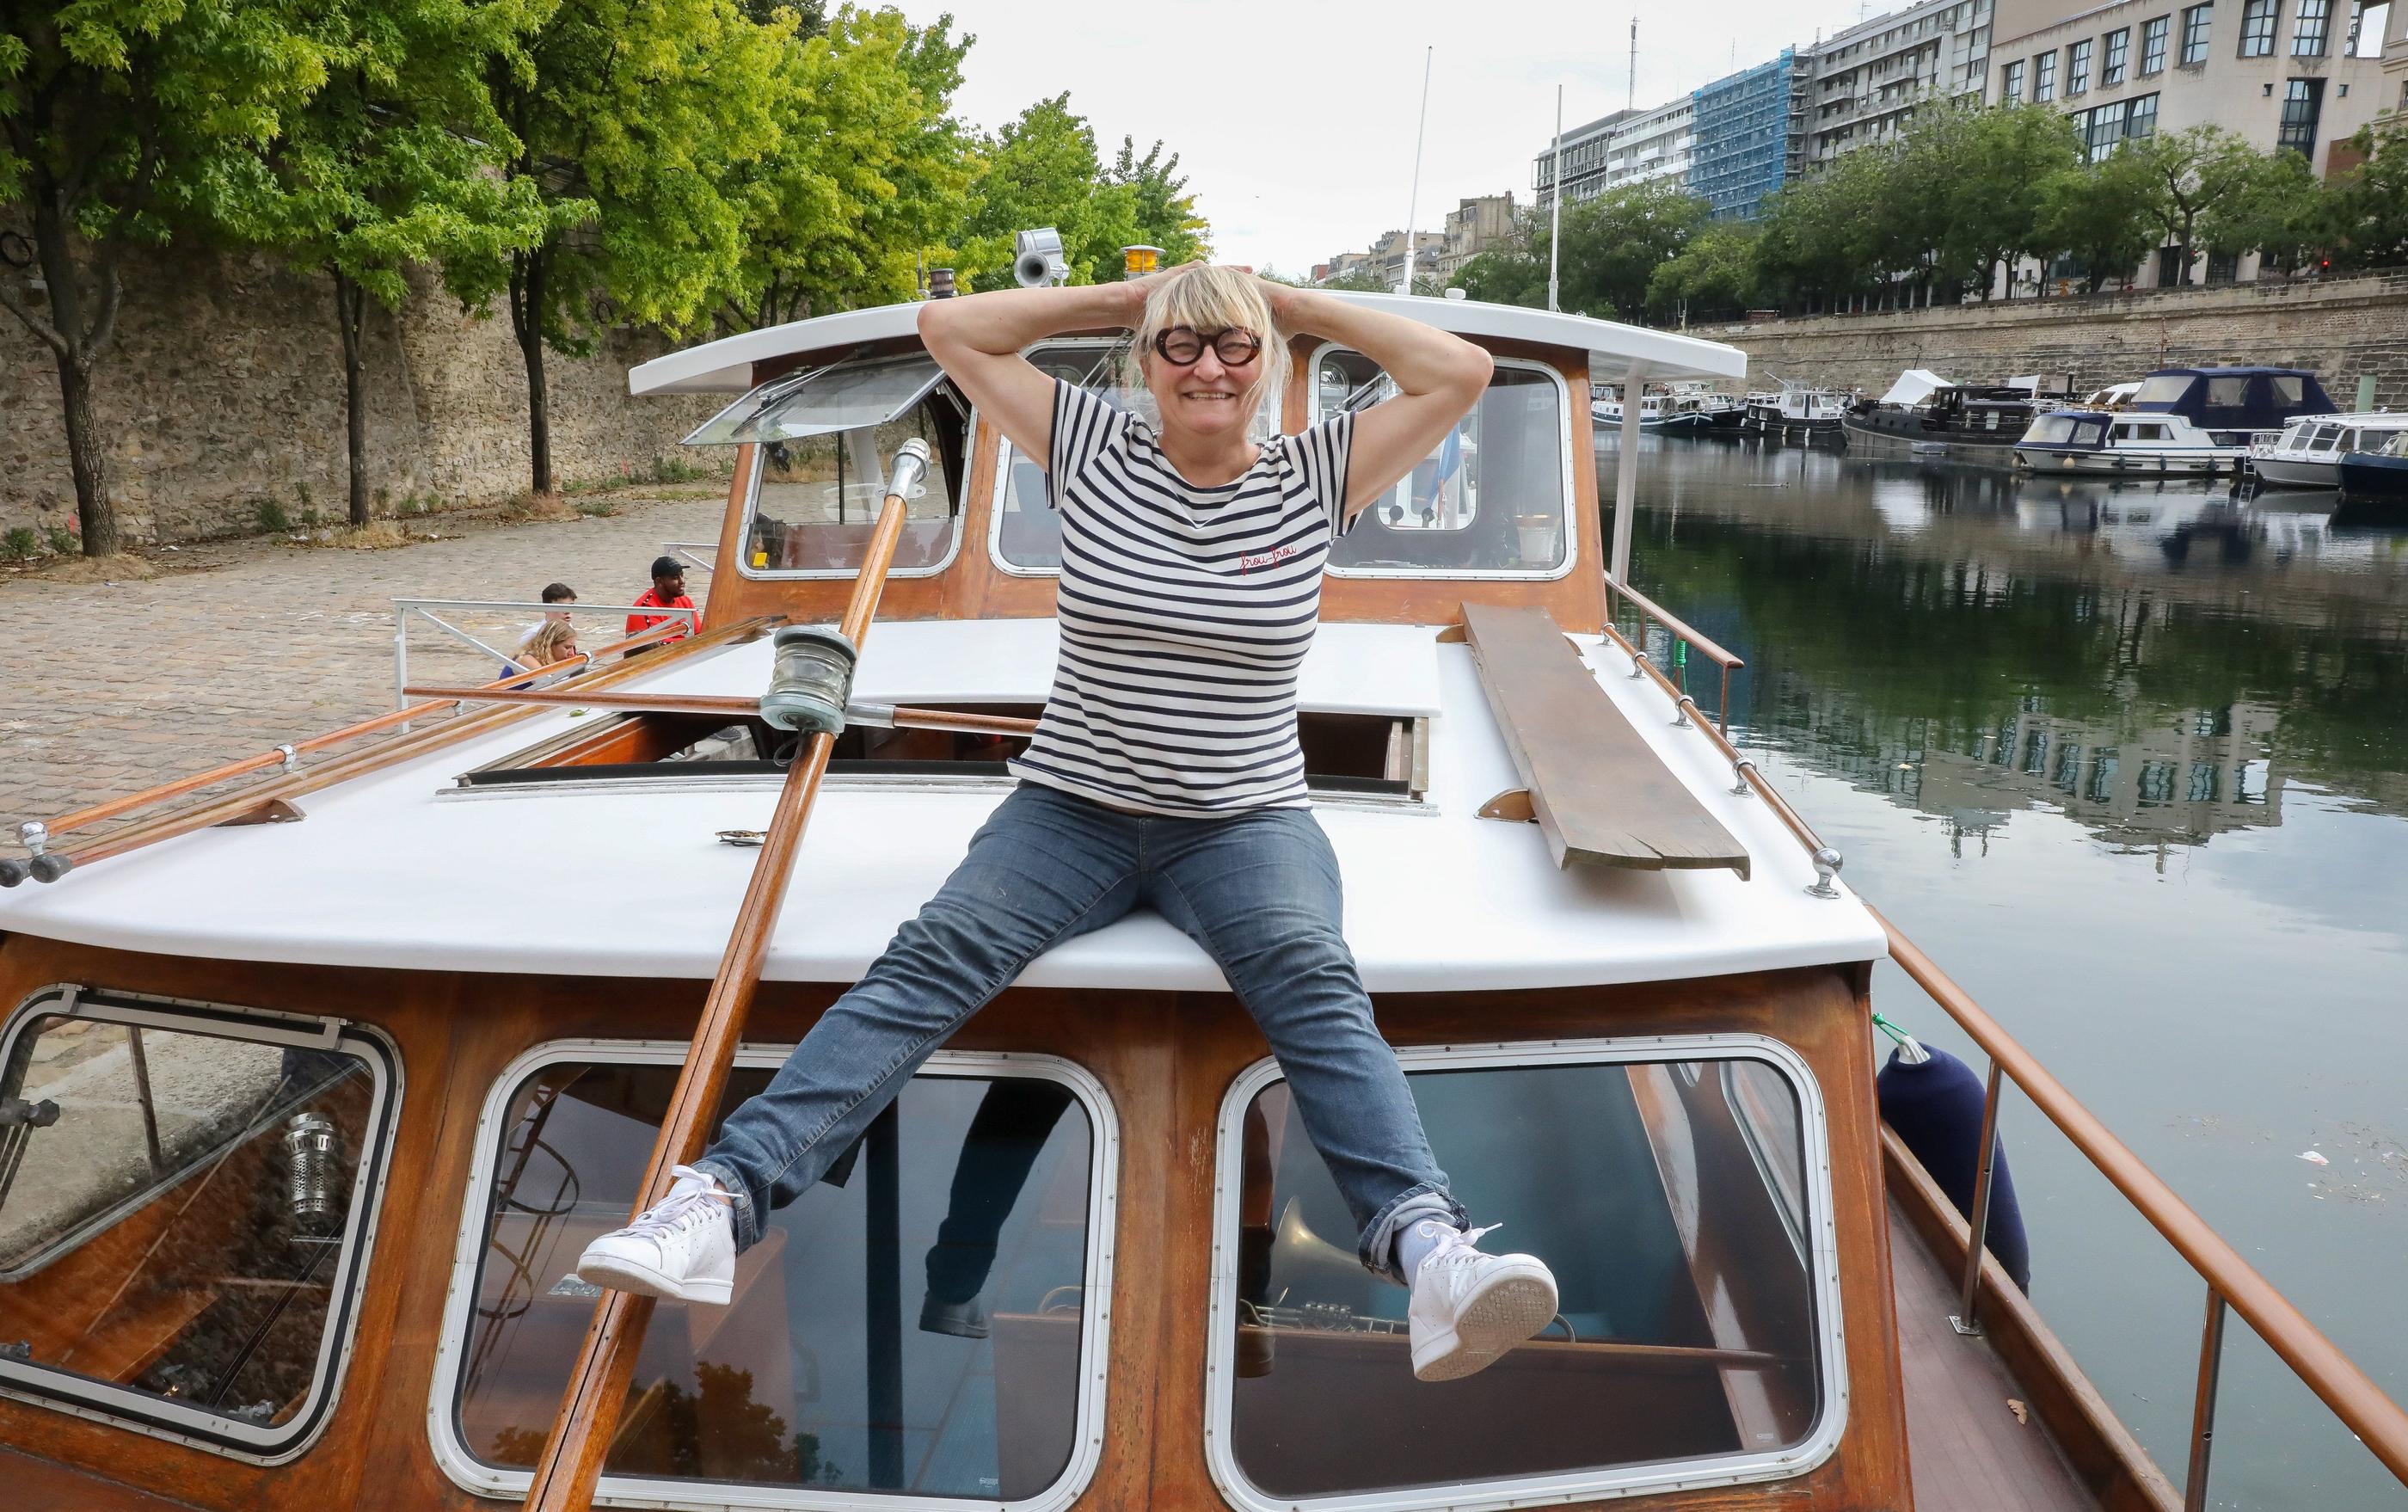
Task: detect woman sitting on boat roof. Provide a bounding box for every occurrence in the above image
[577,263,1561,1381]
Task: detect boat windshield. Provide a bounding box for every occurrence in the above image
[2023,414,2104,445]
[1213,1045,1836,1505]
[2134,374,2194,406]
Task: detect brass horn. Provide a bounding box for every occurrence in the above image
[1268,1196,1370,1304]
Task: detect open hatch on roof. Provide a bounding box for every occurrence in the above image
[453,708,1432,802]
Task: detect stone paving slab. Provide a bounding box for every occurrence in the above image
[0,494,726,858]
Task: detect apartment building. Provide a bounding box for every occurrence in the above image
[1533,109,1637,208]
[1689,48,1814,218]
[1804,0,1997,164]
[2361,0,2406,117]
[1439,194,1520,277]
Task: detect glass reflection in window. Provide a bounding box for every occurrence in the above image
[1315,350,1568,575]
[452,1059,1097,1503]
[1223,1052,1827,1503]
[0,998,387,1450]
[744,393,968,578]
[988,343,1132,572]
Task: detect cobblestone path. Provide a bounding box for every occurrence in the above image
[0,494,725,857]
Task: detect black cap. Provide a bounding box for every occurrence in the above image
[651,556,682,579]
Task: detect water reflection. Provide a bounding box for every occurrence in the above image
[1623,437,2408,850]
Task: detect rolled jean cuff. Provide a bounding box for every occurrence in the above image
[690,1156,763,1252]
[1357,1181,1468,1285]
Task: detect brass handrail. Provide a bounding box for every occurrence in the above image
[1593,608,2408,1500]
[1603,575,1743,734]
[1873,914,2408,1495]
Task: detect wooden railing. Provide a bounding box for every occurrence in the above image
[1597,599,2408,1508]
[1604,575,1744,734]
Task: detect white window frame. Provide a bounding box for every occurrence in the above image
[731,400,975,584]
[427,1040,1121,1512]
[1202,1033,1850,1512]
[1313,345,1582,584]
[0,984,401,1465]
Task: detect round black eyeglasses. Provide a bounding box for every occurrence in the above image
[1152,326,1263,366]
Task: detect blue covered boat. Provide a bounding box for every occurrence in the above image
[2012,366,2336,476]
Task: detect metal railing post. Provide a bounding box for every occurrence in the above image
[1950,1055,2006,1336]
[394,609,413,729]
[2185,1288,2228,1512]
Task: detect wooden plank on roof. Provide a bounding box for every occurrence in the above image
[1461,601,1749,878]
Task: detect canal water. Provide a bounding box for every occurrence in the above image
[1613,434,2408,1509]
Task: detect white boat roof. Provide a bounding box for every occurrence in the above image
[629,292,1748,397]
[2282,410,2407,427]
[0,623,1881,993]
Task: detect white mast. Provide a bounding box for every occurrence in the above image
[1546,86,1563,312]
[1400,46,1433,294]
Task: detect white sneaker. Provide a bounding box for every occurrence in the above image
[575,1165,736,1305]
[1406,1222,1558,1382]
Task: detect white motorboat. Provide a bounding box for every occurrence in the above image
[1743,380,1849,437]
[2248,411,2408,489]
[2013,366,2337,476]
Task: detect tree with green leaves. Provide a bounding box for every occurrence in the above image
[1754,150,1892,311]
[955,96,1213,292]
[1556,180,1707,318]
[716,7,971,330]
[2196,144,2327,277]
[1108,137,1209,267]
[2122,126,2271,285]
[447,0,789,494]
[2328,124,2408,269]
[244,1,553,526]
[3,2,334,556]
[1907,103,2082,299]
[1646,220,1760,322]
[2032,147,2160,293]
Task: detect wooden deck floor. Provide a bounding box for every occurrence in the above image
[1890,1198,2102,1512]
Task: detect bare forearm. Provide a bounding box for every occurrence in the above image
[1268,286,1490,397]
[918,281,1140,356]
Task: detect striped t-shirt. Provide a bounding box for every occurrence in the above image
[1008,379,1356,816]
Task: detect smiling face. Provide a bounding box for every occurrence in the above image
[1127,266,1286,450]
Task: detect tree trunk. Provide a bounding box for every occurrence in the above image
[54,354,117,556]
[335,272,371,527]
[510,250,554,495]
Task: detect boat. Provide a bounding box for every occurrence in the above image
[2247,411,2408,489]
[2012,366,2337,476]
[2337,429,2408,498]
[1842,370,2073,461]
[1743,378,1849,439]
[4,276,2405,1512]
[1590,383,1714,433]
[1665,381,1746,429]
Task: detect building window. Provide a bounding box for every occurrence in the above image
[2291,0,2331,51]
[2000,58,2025,101]
[2278,77,2325,156]
[2068,38,2094,94]
[2034,50,2057,101]
[0,989,398,1461]
[2104,27,2132,82]
[2126,91,2161,139]
[437,1048,1117,1507]
[2142,13,2172,70]
[2182,3,2214,60]
[2239,0,2279,54]
[1207,1038,1847,1512]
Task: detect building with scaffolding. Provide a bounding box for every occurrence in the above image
[1688,48,1811,220]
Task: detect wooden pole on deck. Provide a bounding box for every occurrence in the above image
[519,442,927,1512]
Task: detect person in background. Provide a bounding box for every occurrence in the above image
[625,557,695,656]
[518,618,580,675]
[500,582,577,679]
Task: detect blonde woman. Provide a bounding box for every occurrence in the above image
[580,266,1559,1382]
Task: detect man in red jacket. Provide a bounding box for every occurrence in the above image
[625,556,695,655]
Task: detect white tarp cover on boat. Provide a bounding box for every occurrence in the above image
[1878,369,1954,406]
[681,353,944,446]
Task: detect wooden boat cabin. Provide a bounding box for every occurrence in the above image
[3,292,2404,1512]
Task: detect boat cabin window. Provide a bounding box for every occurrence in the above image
[692,353,971,581]
[2025,414,2105,446]
[2133,374,2192,405]
[1313,347,1572,577]
[987,341,1136,574]
[437,1048,1113,1509]
[0,989,396,1460]
[1208,1037,1842,1510]
[2270,374,2306,404]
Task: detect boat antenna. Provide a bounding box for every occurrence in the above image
[1401,46,1433,295]
[1546,85,1563,313]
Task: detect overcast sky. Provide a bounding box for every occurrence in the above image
[894,0,1899,274]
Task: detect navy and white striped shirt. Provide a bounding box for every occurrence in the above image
[1009,379,1356,816]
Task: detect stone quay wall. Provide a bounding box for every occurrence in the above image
[2,242,726,548]
[1694,272,2408,409]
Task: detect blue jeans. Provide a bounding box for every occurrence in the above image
[694,782,1464,1282]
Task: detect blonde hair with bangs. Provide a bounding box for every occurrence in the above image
[1121,266,1287,437]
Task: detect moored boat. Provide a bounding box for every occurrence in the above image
[3,282,2405,1512]
[2013,366,2336,476]
[2336,430,2408,498]
[1744,379,1849,439]
[2248,411,2408,489]
[1842,370,2073,461]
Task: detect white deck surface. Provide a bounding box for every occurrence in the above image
[1,621,1885,992]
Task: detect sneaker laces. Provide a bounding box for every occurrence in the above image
[622,1165,731,1239]
[1420,1221,1502,1275]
